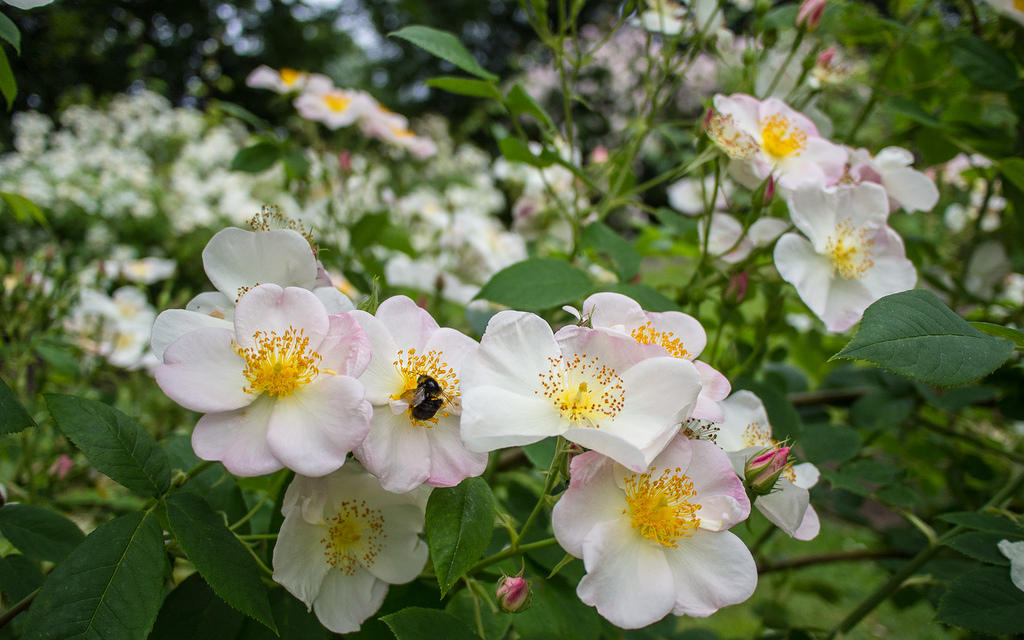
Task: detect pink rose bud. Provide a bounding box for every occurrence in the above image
[744,446,790,496]
[496,575,532,613]
[338,150,352,173]
[726,272,749,304]
[702,107,715,131]
[48,454,73,480]
[817,47,837,69]
[589,145,609,164]
[764,175,775,205]
[796,0,826,31]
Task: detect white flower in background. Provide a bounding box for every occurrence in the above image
[461,311,702,472]
[106,256,176,284]
[998,539,1024,592]
[666,175,732,215]
[846,147,939,213]
[1,0,54,9]
[774,183,916,332]
[581,292,730,422]
[715,390,820,540]
[351,296,485,493]
[246,65,313,94]
[711,94,846,190]
[965,240,1012,300]
[808,48,854,89]
[295,76,376,130]
[700,213,790,263]
[360,104,437,158]
[150,225,353,359]
[155,284,371,477]
[272,465,429,633]
[71,286,157,369]
[551,436,755,628]
[634,0,687,35]
[983,0,1024,25]
[1003,273,1024,306]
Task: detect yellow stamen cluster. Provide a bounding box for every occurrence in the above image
[321,500,385,575]
[760,114,807,159]
[1017,0,1024,10]
[681,418,719,444]
[707,113,759,160]
[623,467,701,547]
[324,92,352,113]
[536,354,625,428]
[237,327,321,397]
[825,219,874,279]
[392,348,459,426]
[279,68,305,86]
[742,423,795,482]
[248,204,316,253]
[631,322,690,359]
[390,126,416,139]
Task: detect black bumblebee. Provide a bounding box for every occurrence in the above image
[407,375,449,421]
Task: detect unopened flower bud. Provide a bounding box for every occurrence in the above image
[589,145,609,164]
[817,47,837,69]
[796,0,826,31]
[764,176,775,205]
[496,575,532,612]
[744,446,790,496]
[725,272,749,304]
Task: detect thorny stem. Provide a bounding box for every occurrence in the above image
[0,587,39,629]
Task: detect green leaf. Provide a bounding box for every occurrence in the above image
[498,137,555,168]
[512,575,603,640]
[522,439,556,469]
[938,512,1024,537]
[997,157,1024,194]
[800,424,861,464]
[885,96,945,129]
[0,554,44,604]
[506,83,555,129]
[476,258,594,311]
[841,460,900,485]
[971,321,1024,350]
[389,26,497,81]
[425,75,500,98]
[230,142,281,173]
[948,34,1020,92]
[0,504,85,563]
[445,589,511,640]
[381,607,479,640]
[936,567,1024,634]
[45,394,172,496]
[281,148,310,179]
[165,492,276,632]
[21,511,166,640]
[0,376,35,434]
[582,221,640,281]
[831,290,1014,386]
[0,12,19,54]
[0,46,15,110]
[150,573,246,640]
[1,192,47,225]
[425,478,495,595]
[944,531,1013,565]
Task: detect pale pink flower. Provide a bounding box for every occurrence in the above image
[246,65,312,94]
[460,311,702,472]
[700,213,790,264]
[294,76,376,130]
[272,464,429,633]
[551,436,755,628]
[155,284,371,477]
[774,183,916,332]
[351,296,484,493]
[846,146,939,213]
[998,539,1024,592]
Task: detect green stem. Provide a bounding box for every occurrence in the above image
[513,438,567,546]
[469,537,560,575]
[464,576,486,638]
[230,495,270,531]
[238,533,279,541]
[0,587,39,629]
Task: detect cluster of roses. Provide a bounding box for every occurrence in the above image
[151,218,819,633]
[246,65,437,158]
[704,93,937,332]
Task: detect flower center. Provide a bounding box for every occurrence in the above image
[631,322,689,359]
[390,126,415,139]
[391,348,459,426]
[279,68,304,86]
[1017,0,1024,10]
[825,219,874,279]
[623,467,701,548]
[760,114,807,159]
[321,499,385,576]
[237,327,321,397]
[324,93,352,113]
[536,353,625,428]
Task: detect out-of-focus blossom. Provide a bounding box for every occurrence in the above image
[272,465,429,633]
[965,241,1012,300]
[551,436,755,628]
[48,454,73,480]
[667,175,732,215]
[70,286,157,369]
[294,76,376,130]
[711,94,846,190]
[998,539,1024,591]
[1,0,54,8]
[774,183,916,332]
[846,147,939,213]
[246,65,313,94]
[796,0,827,30]
[808,48,854,89]
[634,0,686,35]
[700,213,789,264]
[983,0,1024,25]
[116,256,177,284]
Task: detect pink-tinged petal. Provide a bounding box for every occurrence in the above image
[271,513,331,606]
[774,233,834,323]
[233,284,330,350]
[351,310,403,404]
[759,97,820,137]
[793,504,820,540]
[150,308,232,360]
[882,167,939,212]
[713,93,763,138]
[692,361,730,421]
[682,440,750,531]
[312,569,387,634]
[874,146,914,168]
[716,390,771,451]
[313,286,355,313]
[577,518,676,629]
[203,228,317,301]
[461,310,560,393]
[582,292,647,333]
[367,503,429,583]
[552,452,628,558]
[645,310,708,358]
[556,325,667,374]
[185,291,234,317]
[375,295,439,351]
[355,410,432,494]
[667,529,757,617]
[748,217,790,248]
[460,386,563,452]
[791,462,820,489]
[191,396,282,476]
[425,416,488,487]
[319,312,371,377]
[155,327,250,412]
[755,479,810,538]
[780,138,846,188]
[266,375,370,477]
[423,327,478,380]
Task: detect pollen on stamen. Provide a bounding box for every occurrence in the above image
[631,322,690,359]
[682,418,720,444]
[623,467,701,548]
[760,114,808,159]
[825,219,874,279]
[741,421,774,448]
[535,353,625,428]
[391,347,460,427]
[320,499,385,576]
[236,327,321,397]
